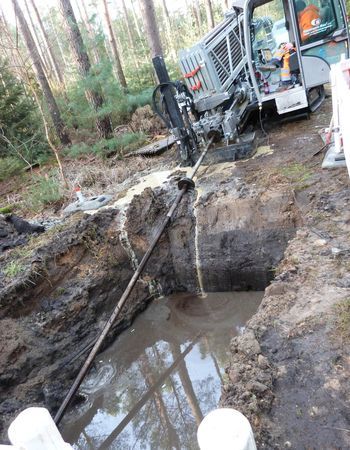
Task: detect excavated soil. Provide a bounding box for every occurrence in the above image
[221,99,350,449]
[0,96,349,449]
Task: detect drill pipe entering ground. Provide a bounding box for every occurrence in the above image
[54,137,214,425]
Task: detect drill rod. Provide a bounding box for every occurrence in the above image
[54,137,214,425]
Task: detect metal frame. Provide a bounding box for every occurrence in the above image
[243,0,350,109]
[179,13,248,106]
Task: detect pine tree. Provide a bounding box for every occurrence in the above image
[75,0,101,65]
[59,0,113,139]
[205,0,215,30]
[0,60,45,162]
[29,0,65,87]
[23,0,52,78]
[102,0,127,90]
[139,0,163,58]
[12,0,71,146]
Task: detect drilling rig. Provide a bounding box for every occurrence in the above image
[153,0,350,165]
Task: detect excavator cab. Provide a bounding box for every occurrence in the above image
[244,0,350,113]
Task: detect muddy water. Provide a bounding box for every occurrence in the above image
[62,291,263,449]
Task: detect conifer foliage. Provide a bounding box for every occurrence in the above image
[0,60,45,164]
[0,0,229,183]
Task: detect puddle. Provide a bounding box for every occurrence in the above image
[61,291,263,449]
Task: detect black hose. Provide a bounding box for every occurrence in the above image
[152,82,178,129]
[152,81,196,129]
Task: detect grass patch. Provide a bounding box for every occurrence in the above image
[65,132,147,159]
[334,298,350,341]
[24,171,63,211]
[0,157,26,182]
[0,205,14,214]
[9,246,33,260]
[280,163,313,189]
[3,260,25,278]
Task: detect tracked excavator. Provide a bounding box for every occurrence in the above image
[152,0,350,165]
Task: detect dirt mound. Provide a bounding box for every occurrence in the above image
[221,98,350,449]
[130,105,167,136]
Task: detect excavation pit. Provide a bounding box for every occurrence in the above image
[0,163,299,444]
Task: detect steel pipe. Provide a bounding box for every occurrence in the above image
[54,137,214,425]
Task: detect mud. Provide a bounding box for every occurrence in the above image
[0,210,152,438]
[0,214,44,252]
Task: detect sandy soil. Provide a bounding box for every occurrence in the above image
[221,98,350,449]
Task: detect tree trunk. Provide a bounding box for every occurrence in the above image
[102,0,127,90]
[23,0,52,78]
[48,10,69,71]
[140,353,181,449]
[203,336,224,383]
[139,0,163,58]
[130,0,143,42]
[29,0,65,86]
[12,0,70,145]
[205,0,215,30]
[77,0,101,65]
[59,0,112,138]
[194,0,203,32]
[1,13,69,183]
[191,5,201,34]
[160,0,176,60]
[119,0,141,70]
[0,13,23,84]
[121,0,137,49]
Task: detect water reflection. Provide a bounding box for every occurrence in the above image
[62,291,263,449]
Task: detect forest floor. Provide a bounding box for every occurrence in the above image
[0,96,349,448]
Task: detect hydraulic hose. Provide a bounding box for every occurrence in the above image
[152,81,176,129]
[54,137,214,425]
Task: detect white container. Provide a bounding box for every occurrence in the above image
[8,407,72,450]
[75,186,85,203]
[197,408,257,450]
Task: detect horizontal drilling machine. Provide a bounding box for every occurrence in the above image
[152,0,350,165]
